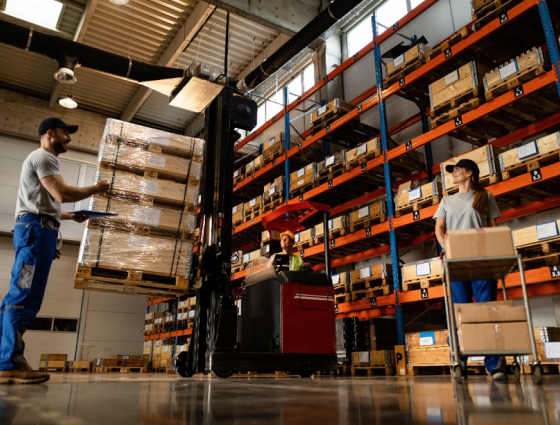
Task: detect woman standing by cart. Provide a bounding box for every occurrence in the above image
[433,158,507,381]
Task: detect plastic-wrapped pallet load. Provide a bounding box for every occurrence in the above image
[74,119,204,297]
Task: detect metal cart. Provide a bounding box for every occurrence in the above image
[442,254,542,384]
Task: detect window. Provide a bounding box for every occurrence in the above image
[5,0,63,30]
[376,0,408,34]
[410,0,426,8]
[347,17,374,58]
[30,317,78,332]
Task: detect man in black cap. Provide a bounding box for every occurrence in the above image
[0,118,110,384]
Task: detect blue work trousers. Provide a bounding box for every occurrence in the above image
[0,215,57,370]
[450,280,501,374]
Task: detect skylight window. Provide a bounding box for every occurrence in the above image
[5,0,63,30]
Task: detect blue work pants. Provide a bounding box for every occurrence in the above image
[0,215,57,370]
[450,280,501,374]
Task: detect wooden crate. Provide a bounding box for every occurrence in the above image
[311,98,356,126]
[264,175,285,198]
[244,155,264,177]
[314,215,349,243]
[294,228,315,251]
[484,47,548,101]
[332,272,350,286]
[513,220,560,268]
[351,350,395,376]
[401,258,443,292]
[405,330,450,373]
[232,203,244,227]
[350,263,392,290]
[426,27,473,61]
[261,230,282,245]
[346,138,382,171]
[242,248,262,265]
[39,354,68,372]
[316,151,346,181]
[244,195,263,218]
[384,44,432,88]
[68,361,92,372]
[472,0,524,31]
[395,180,443,217]
[440,145,501,194]
[289,163,316,197]
[499,132,560,180]
[349,199,387,232]
[512,220,560,248]
[233,166,244,185]
[262,133,300,164]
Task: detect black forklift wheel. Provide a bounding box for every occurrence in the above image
[173,352,194,378]
[211,370,234,378]
[532,365,542,385]
[512,364,521,381]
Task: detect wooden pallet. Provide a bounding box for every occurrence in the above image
[383,56,426,89]
[431,86,483,119]
[231,265,244,274]
[337,365,352,376]
[345,149,381,172]
[518,237,560,269]
[88,221,195,242]
[395,195,442,217]
[351,285,393,301]
[472,0,524,31]
[407,365,451,376]
[402,277,443,292]
[244,164,263,179]
[68,368,91,372]
[262,146,287,165]
[244,205,263,221]
[349,215,387,233]
[76,266,189,289]
[486,64,547,101]
[294,239,314,251]
[290,181,317,200]
[233,173,245,186]
[314,227,349,245]
[93,367,148,373]
[232,216,244,228]
[431,97,482,129]
[262,193,285,213]
[351,365,394,376]
[316,164,346,186]
[427,27,473,61]
[335,292,352,304]
[501,150,560,180]
[333,282,350,294]
[310,115,361,136]
[350,277,391,292]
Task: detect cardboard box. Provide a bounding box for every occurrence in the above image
[454,300,527,325]
[242,249,262,264]
[395,179,442,210]
[386,43,432,75]
[245,155,263,176]
[350,264,391,284]
[405,330,449,349]
[232,203,244,223]
[401,258,442,284]
[262,230,282,244]
[289,163,316,192]
[445,227,515,259]
[458,322,531,352]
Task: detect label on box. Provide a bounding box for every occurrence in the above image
[147,155,166,168]
[419,331,435,346]
[295,233,300,243]
[156,340,160,346]
[359,267,371,279]
[499,60,519,80]
[232,205,238,214]
[122,355,130,360]
[328,219,333,230]
[544,342,560,359]
[132,206,161,227]
[269,136,276,146]
[250,198,256,207]
[358,351,370,364]
[180,346,185,352]
[358,206,370,219]
[298,179,304,186]
[537,222,559,240]
[248,160,254,169]
[416,262,431,277]
[148,136,170,147]
[444,70,460,86]
[326,155,335,167]
[332,274,340,285]
[265,245,270,253]
[164,346,169,352]
[393,54,405,68]
[141,180,159,195]
[189,310,195,318]
[357,143,367,156]
[243,253,250,263]
[317,105,327,116]
[517,140,539,160]
[297,167,305,178]
[145,341,149,348]
[233,170,239,178]
[408,187,422,202]
[269,186,276,196]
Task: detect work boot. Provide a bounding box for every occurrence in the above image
[0,365,50,385]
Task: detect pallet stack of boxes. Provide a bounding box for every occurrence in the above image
[74,119,204,296]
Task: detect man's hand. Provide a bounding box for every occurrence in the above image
[302,262,312,269]
[95,180,111,194]
[71,213,89,223]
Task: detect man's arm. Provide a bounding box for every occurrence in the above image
[60,211,89,223]
[41,175,110,203]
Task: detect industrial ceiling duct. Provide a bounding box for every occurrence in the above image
[237,0,365,92]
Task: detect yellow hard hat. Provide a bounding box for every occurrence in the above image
[280,230,295,241]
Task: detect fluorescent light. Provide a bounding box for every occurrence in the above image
[109,0,130,4]
[5,0,63,30]
[59,94,77,109]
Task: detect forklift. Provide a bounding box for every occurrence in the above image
[172,87,337,378]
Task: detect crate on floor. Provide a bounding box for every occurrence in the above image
[472,0,524,31]
[499,132,560,181]
[314,216,349,244]
[349,199,387,232]
[513,220,560,269]
[289,163,316,199]
[316,151,346,185]
[426,27,473,61]
[345,139,382,171]
[383,43,432,89]
[351,350,395,376]
[39,354,68,372]
[405,330,450,375]
[401,258,443,292]
[294,228,315,251]
[395,179,443,217]
[484,47,548,101]
[68,361,92,372]
[441,145,501,194]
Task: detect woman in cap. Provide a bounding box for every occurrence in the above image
[433,158,507,381]
[269,231,311,271]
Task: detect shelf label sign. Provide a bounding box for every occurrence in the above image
[499,60,519,80]
[413,211,421,221]
[500,12,508,24]
[517,140,538,160]
[419,331,435,346]
[326,155,335,167]
[297,167,305,178]
[232,206,238,214]
[332,274,340,285]
[406,140,412,150]
[551,265,560,279]
[416,262,431,277]
[400,78,406,87]
[334,304,338,313]
[358,206,370,219]
[514,85,524,98]
[444,48,452,59]
[536,221,559,240]
[360,267,371,279]
[408,187,422,202]
[444,70,459,86]
[330,239,336,248]
[357,143,367,156]
[371,297,377,307]
[531,168,542,182]
[421,288,429,299]
[393,54,405,68]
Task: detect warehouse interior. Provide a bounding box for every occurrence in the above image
[1,0,560,423]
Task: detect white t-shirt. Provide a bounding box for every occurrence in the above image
[16,148,62,222]
[433,190,501,230]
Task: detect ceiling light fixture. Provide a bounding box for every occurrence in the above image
[59,93,77,109]
[54,67,77,84]
[109,0,130,5]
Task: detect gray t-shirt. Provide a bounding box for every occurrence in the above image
[433,190,501,230]
[16,148,62,222]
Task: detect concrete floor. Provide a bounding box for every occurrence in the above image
[0,373,559,424]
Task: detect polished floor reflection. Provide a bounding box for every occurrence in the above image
[0,373,559,425]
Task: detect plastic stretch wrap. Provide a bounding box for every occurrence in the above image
[78,227,193,278]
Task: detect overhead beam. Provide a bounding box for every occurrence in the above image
[203,0,321,35]
[74,0,98,43]
[120,1,215,122]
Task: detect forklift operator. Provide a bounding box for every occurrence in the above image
[269,231,311,271]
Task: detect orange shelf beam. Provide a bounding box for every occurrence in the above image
[146,328,192,341]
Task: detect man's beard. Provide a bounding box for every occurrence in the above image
[52,138,68,154]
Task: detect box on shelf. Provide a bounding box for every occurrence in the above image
[232,203,244,224]
[242,249,262,265]
[331,272,350,286]
[346,138,382,170]
[233,165,244,183]
[512,219,560,248]
[405,330,450,368]
[314,215,349,240]
[295,228,315,245]
[352,350,395,366]
[395,178,442,213]
[386,43,432,76]
[244,195,263,215]
[446,227,515,259]
[245,155,263,176]
[440,145,501,193]
[39,354,67,370]
[317,151,346,175]
[401,257,443,291]
[264,176,285,199]
[350,264,392,284]
[263,132,285,151]
[499,132,560,179]
[311,98,356,125]
[289,163,316,193]
[349,199,387,228]
[231,251,243,271]
[262,230,282,244]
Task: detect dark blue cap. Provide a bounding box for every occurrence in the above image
[445,158,480,180]
[38,117,78,136]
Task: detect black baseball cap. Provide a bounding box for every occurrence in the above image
[38,117,79,136]
[445,159,480,179]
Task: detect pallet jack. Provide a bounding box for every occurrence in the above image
[172,87,337,378]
